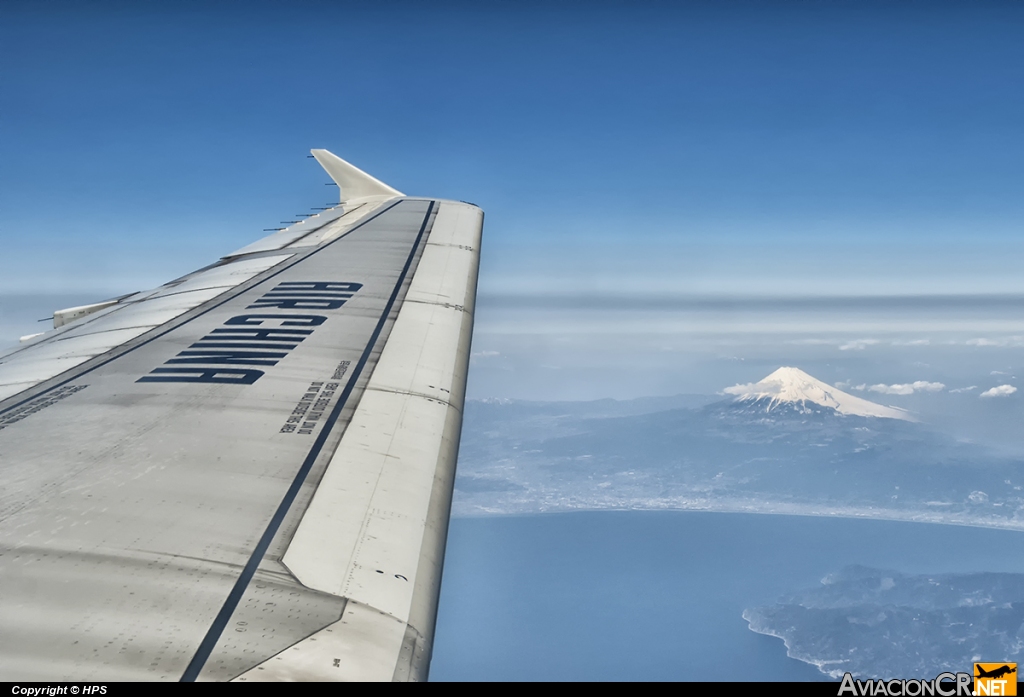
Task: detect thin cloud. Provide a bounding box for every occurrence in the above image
[787,339,835,346]
[949,386,977,393]
[966,337,1024,347]
[839,339,880,351]
[980,385,1017,398]
[472,350,501,358]
[723,381,776,396]
[867,381,945,396]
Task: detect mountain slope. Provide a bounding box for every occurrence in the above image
[724,367,914,421]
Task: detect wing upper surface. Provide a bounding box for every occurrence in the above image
[0,153,482,682]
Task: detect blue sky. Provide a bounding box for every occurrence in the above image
[4,0,1024,407]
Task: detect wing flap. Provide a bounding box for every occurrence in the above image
[240,201,482,682]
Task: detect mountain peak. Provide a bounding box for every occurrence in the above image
[723,367,914,421]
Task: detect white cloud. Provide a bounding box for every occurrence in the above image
[991,370,1007,375]
[851,384,867,391]
[472,350,501,358]
[949,386,977,393]
[980,385,1017,398]
[839,339,880,351]
[867,381,945,396]
[892,339,930,346]
[723,381,780,397]
[870,384,915,395]
[966,337,1024,347]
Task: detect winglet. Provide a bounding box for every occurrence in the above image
[311,149,404,203]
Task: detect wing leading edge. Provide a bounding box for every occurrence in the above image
[0,152,482,682]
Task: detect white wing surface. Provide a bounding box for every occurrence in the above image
[0,152,483,682]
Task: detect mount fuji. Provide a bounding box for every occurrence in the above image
[723,367,913,421]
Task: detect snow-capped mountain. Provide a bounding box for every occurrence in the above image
[723,366,913,421]
[453,384,1024,528]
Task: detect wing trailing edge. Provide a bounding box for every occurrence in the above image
[311,149,404,203]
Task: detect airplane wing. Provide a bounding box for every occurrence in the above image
[0,151,483,682]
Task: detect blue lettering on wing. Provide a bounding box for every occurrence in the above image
[225,314,327,327]
[247,281,362,311]
[136,281,360,384]
[138,368,265,385]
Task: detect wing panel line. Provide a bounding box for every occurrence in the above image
[178,200,437,682]
[0,200,404,418]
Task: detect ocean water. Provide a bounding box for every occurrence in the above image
[430,511,1024,681]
